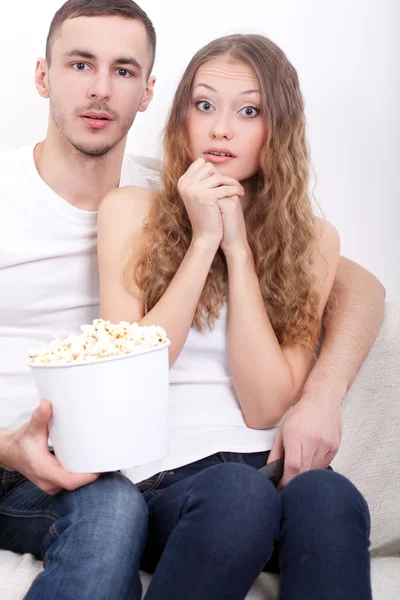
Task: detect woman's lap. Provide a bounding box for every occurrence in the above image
[137,451,368,573]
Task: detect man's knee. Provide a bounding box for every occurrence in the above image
[49,472,148,551]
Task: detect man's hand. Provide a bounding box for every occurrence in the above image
[2,400,99,495]
[267,391,343,489]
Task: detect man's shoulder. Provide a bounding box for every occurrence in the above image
[122,153,162,190]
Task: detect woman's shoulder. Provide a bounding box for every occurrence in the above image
[99,185,157,224]
[311,217,340,294]
[97,186,157,254]
[313,216,340,256]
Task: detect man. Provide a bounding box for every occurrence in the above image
[0,0,385,598]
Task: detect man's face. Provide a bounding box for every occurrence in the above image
[41,16,154,156]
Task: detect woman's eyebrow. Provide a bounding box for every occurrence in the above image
[193,83,218,93]
[193,83,260,96]
[239,89,261,96]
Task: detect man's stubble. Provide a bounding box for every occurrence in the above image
[49,84,138,158]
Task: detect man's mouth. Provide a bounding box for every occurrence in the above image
[81,111,113,121]
[80,113,114,130]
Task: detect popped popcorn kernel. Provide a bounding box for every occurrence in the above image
[29,319,169,365]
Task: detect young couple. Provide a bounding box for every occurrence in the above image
[0,1,384,598]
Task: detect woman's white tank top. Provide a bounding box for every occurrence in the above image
[122,305,278,483]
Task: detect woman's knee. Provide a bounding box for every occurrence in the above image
[191,462,278,506]
[281,469,370,540]
[185,463,281,551]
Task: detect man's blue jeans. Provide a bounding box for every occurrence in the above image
[0,451,372,600]
[0,469,147,599]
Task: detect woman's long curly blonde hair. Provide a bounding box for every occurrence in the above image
[125,34,322,349]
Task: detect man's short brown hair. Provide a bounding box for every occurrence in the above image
[46,0,156,75]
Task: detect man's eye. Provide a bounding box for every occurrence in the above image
[196,101,214,112]
[117,69,132,78]
[73,63,89,71]
[240,106,260,118]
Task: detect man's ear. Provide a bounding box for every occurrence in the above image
[35,58,50,99]
[138,75,156,113]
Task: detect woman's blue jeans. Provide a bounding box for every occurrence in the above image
[0,451,372,599]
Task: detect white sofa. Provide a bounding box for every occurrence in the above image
[1,301,399,598]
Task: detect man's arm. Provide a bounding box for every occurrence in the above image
[310,256,386,392]
[268,257,386,487]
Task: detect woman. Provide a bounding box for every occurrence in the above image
[98,34,371,600]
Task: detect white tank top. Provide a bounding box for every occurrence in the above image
[123,305,279,483]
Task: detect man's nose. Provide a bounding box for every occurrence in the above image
[87,70,112,102]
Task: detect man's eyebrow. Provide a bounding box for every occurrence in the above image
[63,49,96,60]
[113,56,143,72]
[63,49,143,71]
[193,83,261,95]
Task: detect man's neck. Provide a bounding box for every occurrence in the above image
[34,133,127,212]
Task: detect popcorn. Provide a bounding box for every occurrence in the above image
[29,319,169,365]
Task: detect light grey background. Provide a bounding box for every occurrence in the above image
[1,0,398,297]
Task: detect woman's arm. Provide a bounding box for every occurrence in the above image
[225,217,340,429]
[98,186,220,366]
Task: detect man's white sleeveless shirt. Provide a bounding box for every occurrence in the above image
[0,145,147,431]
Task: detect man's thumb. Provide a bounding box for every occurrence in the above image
[267,428,284,463]
[29,400,52,433]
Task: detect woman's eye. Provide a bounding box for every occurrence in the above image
[73,63,89,71]
[196,101,214,112]
[240,106,260,118]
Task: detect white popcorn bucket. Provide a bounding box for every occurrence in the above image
[29,342,170,473]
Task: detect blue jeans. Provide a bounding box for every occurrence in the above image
[0,451,371,600]
[0,469,148,599]
[138,451,372,600]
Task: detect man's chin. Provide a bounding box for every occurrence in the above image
[70,141,116,157]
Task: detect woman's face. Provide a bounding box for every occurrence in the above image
[186,56,267,184]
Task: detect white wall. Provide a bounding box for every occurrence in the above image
[1,0,399,298]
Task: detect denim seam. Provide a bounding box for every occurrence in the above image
[142,471,167,497]
[43,522,60,568]
[238,454,246,465]
[0,507,59,520]
[1,470,24,484]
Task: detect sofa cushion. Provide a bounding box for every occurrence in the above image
[0,549,281,600]
[1,549,399,600]
[332,301,400,556]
